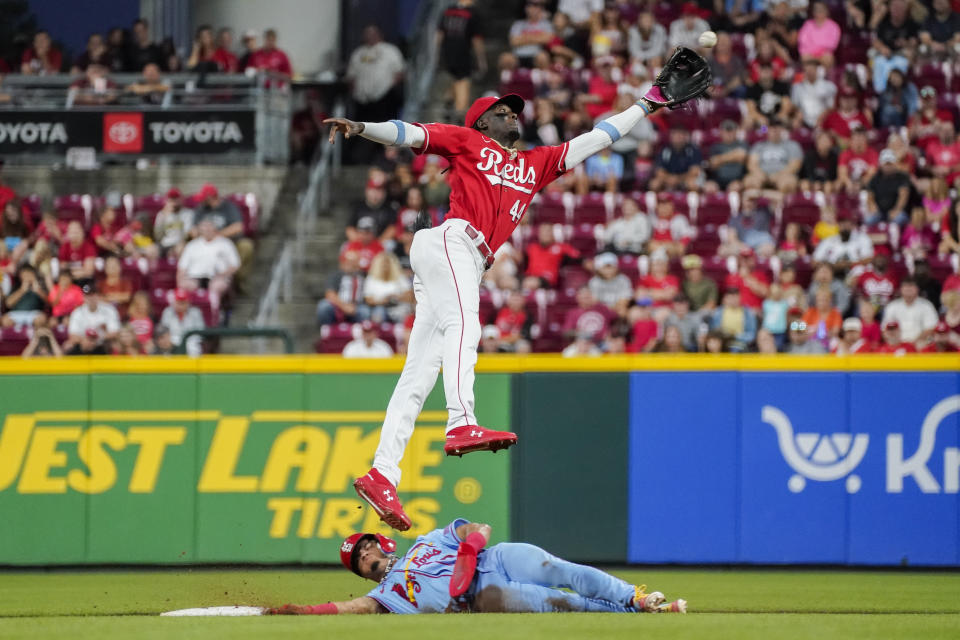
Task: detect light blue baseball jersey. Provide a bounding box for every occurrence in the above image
[366,518,470,614]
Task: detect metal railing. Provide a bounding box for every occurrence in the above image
[176,327,295,355]
[401,0,449,122]
[253,241,294,328]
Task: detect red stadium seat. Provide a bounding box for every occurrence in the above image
[22,194,43,224]
[559,264,591,291]
[697,193,732,226]
[687,226,721,257]
[533,199,567,225]
[479,288,496,324]
[574,193,609,224]
[567,223,600,257]
[0,327,30,356]
[134,194,166,218]
[54,194,88,227]
[782,195,821,228]
[618,254,640,283]
[315,323,356,354]
[914,64,949,94]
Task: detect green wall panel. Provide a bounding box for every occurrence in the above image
[511,372,630,563]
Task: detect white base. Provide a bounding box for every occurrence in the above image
[160,606,266,617]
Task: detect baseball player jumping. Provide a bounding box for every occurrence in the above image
[325,49,711,531]
[267,518,687,615]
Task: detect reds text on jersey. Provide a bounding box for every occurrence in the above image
[413,124,568,253]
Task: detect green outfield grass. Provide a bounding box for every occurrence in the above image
[1,568,958,639]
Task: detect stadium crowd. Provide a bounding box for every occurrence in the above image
[3,17,292,78]
[0,170,259,357]
[318,0,960,356]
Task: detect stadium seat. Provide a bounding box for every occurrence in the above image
[54,194,88,227]
[574,193,609,224]
[782,195,821,228]
[479,288,496,325]
[315,323,356,354]
[688,226,721,257]
[567,223,600,257]
[697,193,732,226]
[22,194,43,224]
[559,264,590,291]
[618,254,640,283]
[914,64,949,94]
[134,194,166,218]
[0,327,30,356]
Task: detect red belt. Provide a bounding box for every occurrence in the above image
[462,223,495,271]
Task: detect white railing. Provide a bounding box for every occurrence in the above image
[295,96,344,266]
[252,241,294,329]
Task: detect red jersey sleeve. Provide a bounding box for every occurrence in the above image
[412,123,472,157]
[524,143,570,191]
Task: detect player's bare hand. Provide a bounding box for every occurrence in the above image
[324,118,364,144]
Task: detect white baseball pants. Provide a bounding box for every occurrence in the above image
[373,219,485,487]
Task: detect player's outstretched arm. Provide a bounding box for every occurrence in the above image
[324,117,426,149]
[267,596,386,615]
[563,46,711,170]
[450,522,492,597]
[455,521,492,543]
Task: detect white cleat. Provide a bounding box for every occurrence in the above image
[632,585,665,612]
[655,598,687,614]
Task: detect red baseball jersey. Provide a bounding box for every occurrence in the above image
[413,124,568,252]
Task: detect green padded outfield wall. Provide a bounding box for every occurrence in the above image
[0,372,511,564]
[510,373,631,563]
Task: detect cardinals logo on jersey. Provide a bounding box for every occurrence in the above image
[476,147,537,194]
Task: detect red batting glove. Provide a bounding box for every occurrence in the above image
[449,532,487,597]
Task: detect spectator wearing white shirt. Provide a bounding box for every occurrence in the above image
[343,320,394,358]
[65,286,120,351]
[363,251,413,323]
[345,25,405,123]
[509,0,555,65]
[628,12,668,65]
[882,277,939,344]
[603,198,650,254]
[558,0,602,30]
[812,211,874,269]
[669,2,711,50]
[791,59,836,128]
[160,288,206,356]
[177,218,240,313]
[152,187,194,257]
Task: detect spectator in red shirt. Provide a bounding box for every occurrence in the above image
[563,286,613,341]
[126,291,155,349]
[908,86,953,153]
[856,297,883,343]
[340,216,384,272]
[875,320,918,354]
[47,271,84,323]
[819,88,872,146]
[523,223,580,290]
[97,255,133,310]
[21,31,62,75]
[494,289,531,352]
[636,250,679,312]
[836,129,879,193]
[213,28,239,73]
[91,207,126,256]
[246,29,293,78]
[579,56,619,120]
[724,247,770,311]
[857,250,898,306]
[58,221,97,286]
[925,120,960,188]
[628,298,659,352]
[30,211,65,248]
[832,317,874,353]
[922,321,958,352]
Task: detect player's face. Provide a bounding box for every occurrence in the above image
[481,104,520,145]
[355,538,388,581]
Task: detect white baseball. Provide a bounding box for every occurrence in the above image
[698,31,718,48]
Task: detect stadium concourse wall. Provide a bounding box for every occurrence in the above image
[0,355,958,567]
